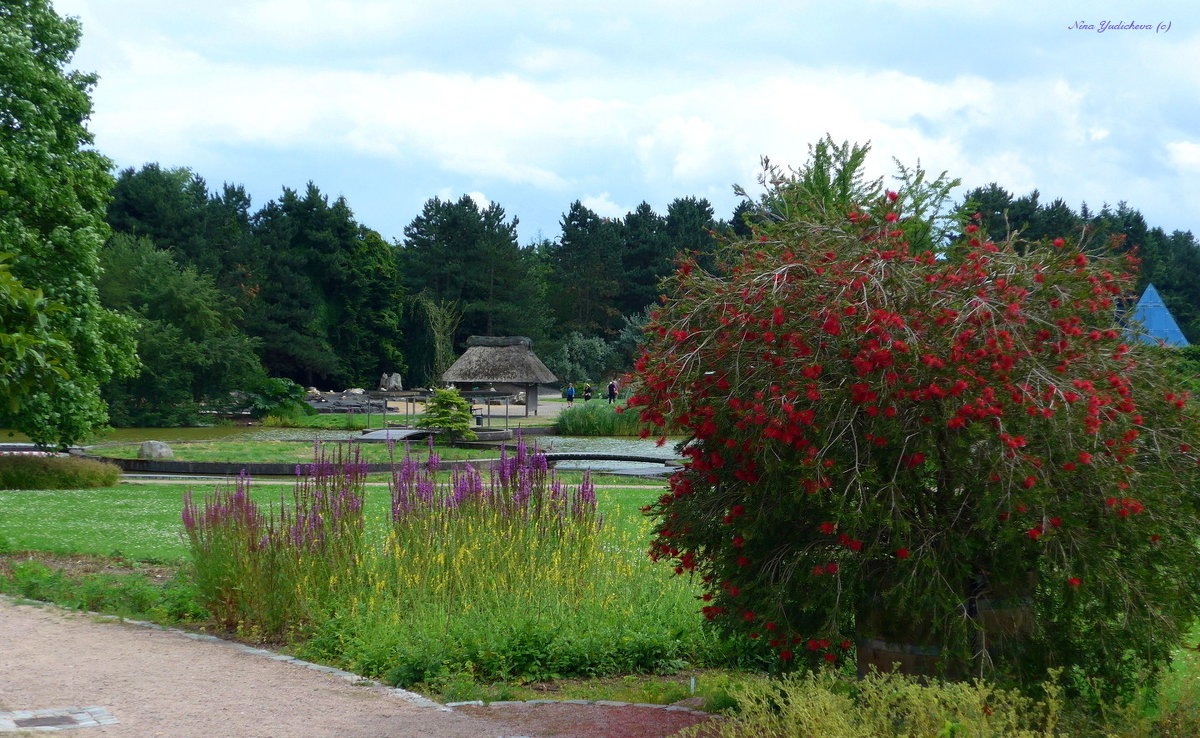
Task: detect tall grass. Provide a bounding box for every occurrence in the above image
[554,400,645,436]
[182,443,368,637]
[183,438,716,682]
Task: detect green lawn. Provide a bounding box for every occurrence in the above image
[0,478,666,564]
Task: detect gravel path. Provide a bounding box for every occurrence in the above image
[0,598,530,737]
[0,598,717,737]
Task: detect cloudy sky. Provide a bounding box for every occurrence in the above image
[53,0,1199,245]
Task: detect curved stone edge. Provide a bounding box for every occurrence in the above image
[444,698,719,718]
[0,595,447,712]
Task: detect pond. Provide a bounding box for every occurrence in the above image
[2,426,683,476]
[533,435,682,476]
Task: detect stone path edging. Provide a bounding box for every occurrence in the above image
[445,699,713,717]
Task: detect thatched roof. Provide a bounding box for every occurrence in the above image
[441,336,557,384]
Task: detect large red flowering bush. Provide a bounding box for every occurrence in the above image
[628,141,1200,698]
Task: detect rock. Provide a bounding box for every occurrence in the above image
[137,441,173,459]
[345,388,366,395]
[669,697,707,710]
[378,373,404,391]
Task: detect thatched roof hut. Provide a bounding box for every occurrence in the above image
[441,336,557,415]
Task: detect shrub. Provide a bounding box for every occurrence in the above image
[555,400,645,436]
[415,387,476,442]
[629,139,1200,703]
[684,668,1066,738]
[0,455,120,489]
[239,376,310,419]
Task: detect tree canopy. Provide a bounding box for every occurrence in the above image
[0,0,136,446]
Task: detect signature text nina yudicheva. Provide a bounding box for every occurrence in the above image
[1068,20,1172,33]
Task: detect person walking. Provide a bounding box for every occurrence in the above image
[607,381,618,403]
[565,383,576,405]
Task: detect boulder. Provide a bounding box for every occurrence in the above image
[137,441,173,459]
[378,372,404,392]
[345,387,366,395]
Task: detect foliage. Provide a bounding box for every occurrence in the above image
[610,309,651,371]
[412,292,461,383]
[298,439,716,684]
[543,331,619,384]
[683,668,1066,738]
[245,184,405,388]
[0,0,138,447]
[629,141,1200,702]
[237,376,309,419]
[616,202,672,315]
[959,183,1200,345]
[414,387,477,442]
[0,558,205,622]
[664,196,720,273]
[398,195,544,385]
[555,401,645,437]
[183,446,368,635]
[98,234,264,426]
[0,455,119,490]
[544,201,623,336]
[0,252,70,413]
[180,440,716,680]
[1164,345,1200,395]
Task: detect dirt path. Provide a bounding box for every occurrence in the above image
[0,598,716,737]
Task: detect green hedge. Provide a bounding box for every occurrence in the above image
[0,456,121,490]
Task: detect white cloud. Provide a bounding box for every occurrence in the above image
[58,0,1200,240]
[581,193,626,218]
[1166,141,1200,173]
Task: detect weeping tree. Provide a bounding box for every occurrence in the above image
[414,292,462,384]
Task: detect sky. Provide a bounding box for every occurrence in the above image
[52,0,1200,246]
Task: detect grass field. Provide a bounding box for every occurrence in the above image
[0,477,667,564]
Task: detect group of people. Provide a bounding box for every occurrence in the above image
[565,381,618,405]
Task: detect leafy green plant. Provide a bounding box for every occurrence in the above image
[414,387,477,442]
[555,401,645,436]
[239,376,310,419]
[630,140,1200,704]
[0,455,120,490]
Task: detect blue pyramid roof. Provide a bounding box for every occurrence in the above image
[1127,284,1190,347]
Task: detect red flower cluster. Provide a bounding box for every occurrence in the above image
[628,150,1200,674]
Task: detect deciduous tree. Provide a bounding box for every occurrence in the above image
[0,1,136,446]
